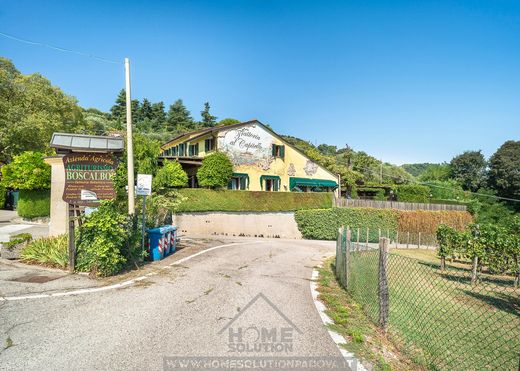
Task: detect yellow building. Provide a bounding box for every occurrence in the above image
[160,120,339,193]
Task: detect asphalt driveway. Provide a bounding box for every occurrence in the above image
[0,238,344,370]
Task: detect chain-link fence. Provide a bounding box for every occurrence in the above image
[335,226,520,370]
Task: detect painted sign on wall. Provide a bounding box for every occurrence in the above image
[62,153,118,205]
[218,125,274,168]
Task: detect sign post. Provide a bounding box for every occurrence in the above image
[62,153,119,271]
[136,174,152,258]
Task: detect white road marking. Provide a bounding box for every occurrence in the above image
[310,265,368,371]
[0,241,266,301]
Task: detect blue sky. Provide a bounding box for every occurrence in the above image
[1,0,519,165]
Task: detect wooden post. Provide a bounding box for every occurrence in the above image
[471,256,479,286]
[406,231,410,249]
[68,203,76,273]
[378,237,390,330]
[418,232,421,249]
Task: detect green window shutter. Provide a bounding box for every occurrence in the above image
[205,139,209,152]
[239,177,246,190]
[272,144,276,157]
[280,145,285,159]
[274,179,279,191]
[227,179,233,190]
[195,144,199,156]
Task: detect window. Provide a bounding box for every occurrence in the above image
[178,143,186,156]
[260,175,280,192]
[204,138,215,152]
[172,146,178,156]
[227,173,249,190]
[188,144,199,157]
[272,144,285,159]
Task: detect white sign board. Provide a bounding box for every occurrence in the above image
[218,124,274,167]
[80,189,98,201]
[136,174,152,196]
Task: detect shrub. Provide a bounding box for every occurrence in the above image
[76,201,129,276]
[21,235,68,269]
[0,151,51,190]
[397,210,473,235]
[295,207,474,241]
[17,189,50,218]
[0,183,6,209]
[176,188,333,212]
[153,160,188,189]
[295,208,398,241]
[395,184,430,203]
[197,152,233,189]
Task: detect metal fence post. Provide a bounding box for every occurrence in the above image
[378,237,390,330]
[345,227,351,289]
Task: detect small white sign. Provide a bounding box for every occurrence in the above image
[81,190,98,201]
[136,174,152,196]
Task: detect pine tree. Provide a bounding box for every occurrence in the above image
[151,102,166,123]
[200,102,217,127]
[139,98,153,121]
[166,99,195,133]
[110,89,126,123]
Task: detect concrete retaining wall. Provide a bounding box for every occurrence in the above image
[173,211,302,239]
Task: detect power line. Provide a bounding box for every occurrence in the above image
[0,31,121,65]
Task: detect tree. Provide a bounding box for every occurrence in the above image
[0,58,84,162]
[109,89,126,123]
[151,102,167,130]
[197,152,233,189]
[109,89,140,126]
[418,163,451,181]
[488,141,520,203]
[217,118,241,126]
[114,134,161,194]
[200,102,217,127]
[0,152,51,190]
[450,150,487,192]
[317,144,338,156]
[166,99,195,133]
[139,98,153,121]
[153,160,188,189]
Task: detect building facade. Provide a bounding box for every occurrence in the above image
[160,120,339,193]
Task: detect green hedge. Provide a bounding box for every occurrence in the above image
[295,208,398,241]
[0,183,6,209]
[395,184,430,203]
[176,189,333,212]
[17,189,50,218]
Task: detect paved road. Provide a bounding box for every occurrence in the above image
[0,239,340,370]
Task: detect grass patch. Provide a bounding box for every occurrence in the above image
[176,188,332,212]
[345,249,520,370]
[317,259,420,370]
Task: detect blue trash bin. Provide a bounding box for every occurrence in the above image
[147,225,177,261]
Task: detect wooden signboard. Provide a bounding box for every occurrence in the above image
[62,153,118,206]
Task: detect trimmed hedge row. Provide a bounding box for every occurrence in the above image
[176,189,333,212]
[17,189,51,218]
[294,208,398,241]
[294,207,473,241]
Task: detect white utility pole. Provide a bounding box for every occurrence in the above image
[125,57,135,214]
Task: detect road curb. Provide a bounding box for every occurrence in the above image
[310,265,368,371]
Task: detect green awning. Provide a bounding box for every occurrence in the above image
[289,177,338,190]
